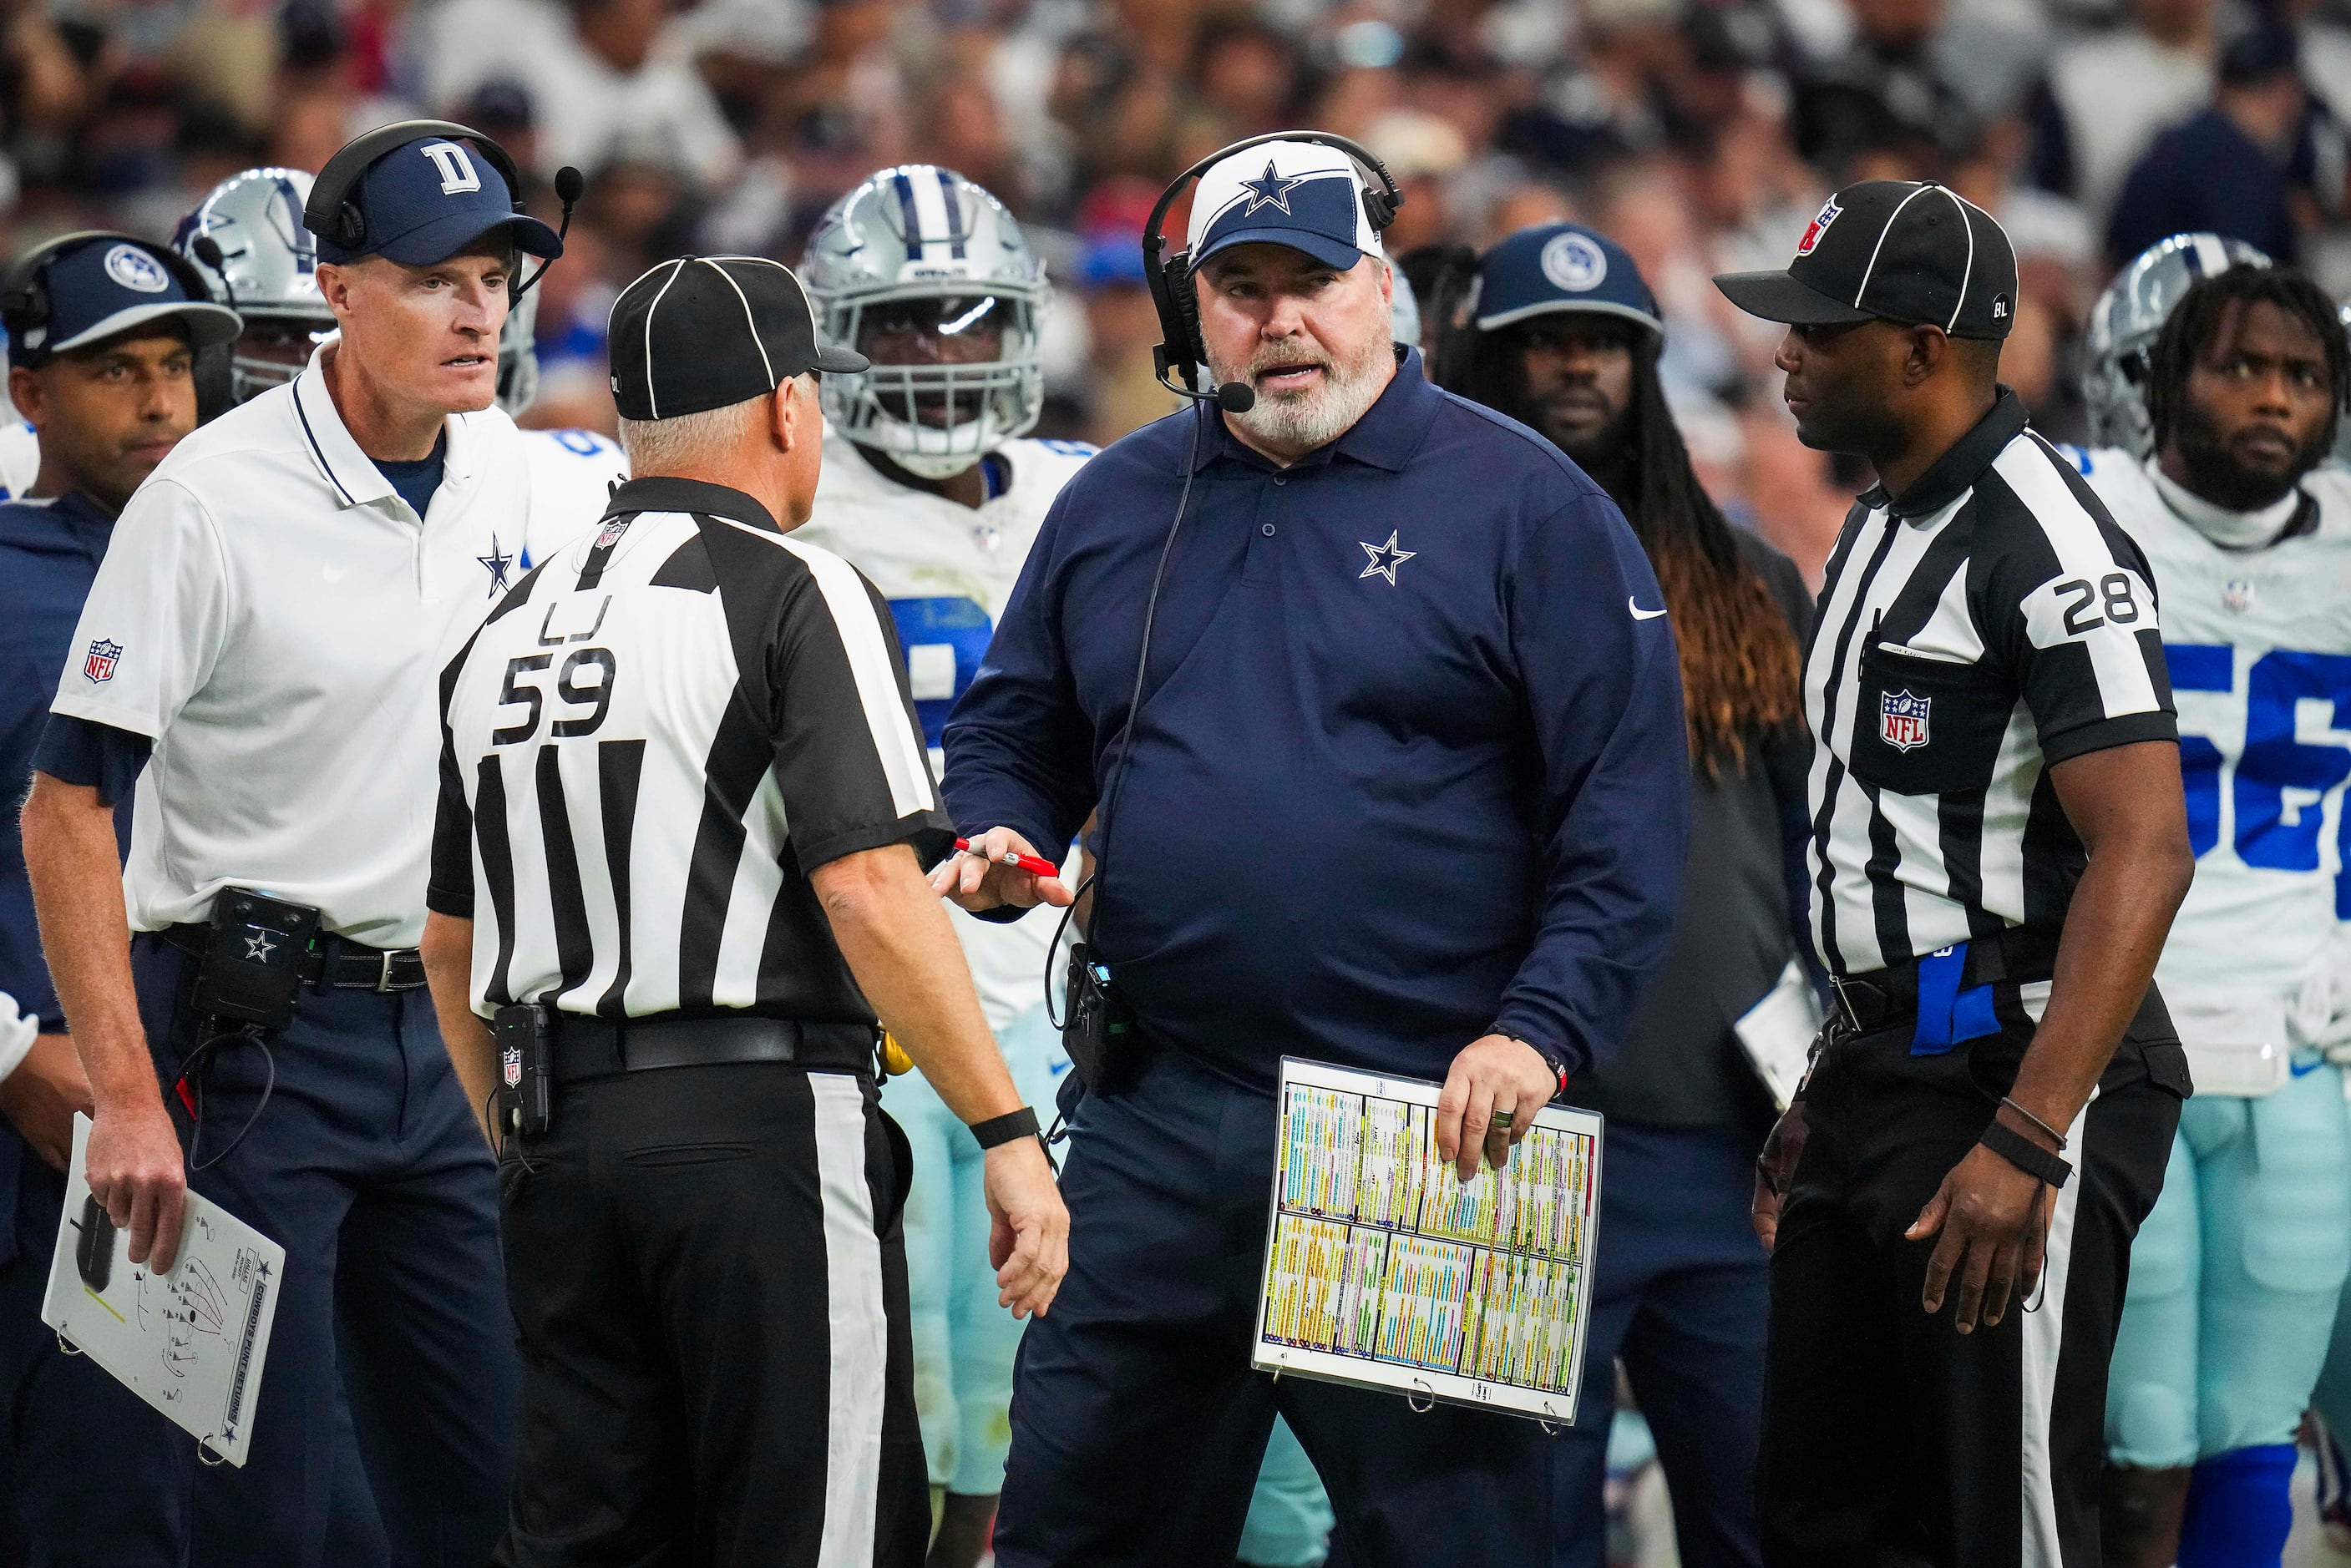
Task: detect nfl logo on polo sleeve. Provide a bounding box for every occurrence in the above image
[1879,688,1930,752]
[84,637,123,683]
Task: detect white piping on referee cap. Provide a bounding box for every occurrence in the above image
[1853,183,1937,312]
[640,257,690,420]
[702,258,777,391]
[1944,187,1975,333]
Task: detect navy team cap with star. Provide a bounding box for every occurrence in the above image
[312,135,562,267]
[1188,139,1385,272]
[4,234,241,366]
[1475,222,1661,339]
[1715,180,2017,341]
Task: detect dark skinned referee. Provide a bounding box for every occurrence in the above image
[1719,182,2195,1565]
[421,255,1069,1567]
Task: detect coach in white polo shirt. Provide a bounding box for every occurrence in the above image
[19,120,566,1567]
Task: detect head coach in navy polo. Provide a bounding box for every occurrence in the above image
[0,233,243,1561]
[935,132,1692,1565]
[18,121,575,1565]
[1720,182,2196,1563]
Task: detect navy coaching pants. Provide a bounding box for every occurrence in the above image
[128,933,518,1568]
[1550,1121,1768,1568]
[994,1049,1552,1567]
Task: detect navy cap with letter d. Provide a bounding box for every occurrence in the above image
[312,135,562,267]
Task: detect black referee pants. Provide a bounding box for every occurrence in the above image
[1760,992,2189,1568]
[493,1060,929,1568]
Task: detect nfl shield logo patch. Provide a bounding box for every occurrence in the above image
[595,518,629,550]
[502,1044,523,1089]
[1880,688,1930,752]
[1796,196,1842,256]
[83,639,122,683]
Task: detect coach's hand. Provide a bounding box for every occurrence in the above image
[984,1136,1069,1320]
[930,827,1075,916]
[1750,1103,1810,1253]
[1908,1142,2058,1333]
[86,1095,189,1273]
[1437,1035,1557,1182]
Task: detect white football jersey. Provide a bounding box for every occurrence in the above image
[518,426,629,568]
[2077,445,2351,1035]
[0,420,35,501]
[793,432,1096,1031]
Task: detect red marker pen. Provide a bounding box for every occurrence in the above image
[954,838,1063,879]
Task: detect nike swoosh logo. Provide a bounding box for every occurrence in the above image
[1629,598,1669,620]
[2293,1058,2324,1077]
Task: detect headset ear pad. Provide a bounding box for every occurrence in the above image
[1360,187,1397,233]
[1169,257,1210,374]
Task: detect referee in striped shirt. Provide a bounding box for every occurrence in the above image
[1718,183,2196,1565]
[421,255,1068,1567]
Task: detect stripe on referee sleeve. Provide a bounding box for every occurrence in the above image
[1991,440,2163,719]
[776,537,938,819]
[811,1073,887,1568]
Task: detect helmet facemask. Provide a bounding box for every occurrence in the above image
[820,289,1043,479]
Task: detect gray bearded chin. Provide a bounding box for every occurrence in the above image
[1210,333,1392,452]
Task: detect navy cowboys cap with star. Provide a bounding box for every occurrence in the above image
[4,235,241,367]
[1474,222,1662,339]
[1187,139,1385,271]
[312,135,562,267]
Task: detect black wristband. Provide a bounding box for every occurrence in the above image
[970,1106,1040,1151]
[1979,1117,2072,1190]
[1494,1029,1571,1103]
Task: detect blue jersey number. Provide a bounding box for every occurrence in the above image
[2167,643,2351,915]
[888,597,993,748]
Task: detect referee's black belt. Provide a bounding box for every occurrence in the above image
[540,1011,878,1086]
[1829,924,2063,1034]
[160,925,426,991]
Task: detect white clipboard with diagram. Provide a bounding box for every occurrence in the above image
[1251,1057,1604,1424]
[40,1114,283,1466]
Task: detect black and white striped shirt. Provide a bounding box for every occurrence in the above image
[428,476,950,1021]
[1806,389,2176,978]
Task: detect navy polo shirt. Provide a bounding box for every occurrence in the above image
[1,490,134,1033]
[944,350,1691,1089]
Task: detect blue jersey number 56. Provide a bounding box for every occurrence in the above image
[2168,643,2351,914]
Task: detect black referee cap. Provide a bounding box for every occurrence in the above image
[609,255,868,422]
[1715,180,2017,341]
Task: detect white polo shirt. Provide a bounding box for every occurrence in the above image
[51,339,563,948]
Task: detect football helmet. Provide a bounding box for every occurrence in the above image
[498,283,539,417]
[2085,232,2271,457]
[176,168,335,405]
[801,165,1046,478]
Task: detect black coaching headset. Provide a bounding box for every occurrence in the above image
[301,119,585,302]
[0,231,221,361]
[1142,129,1404,413]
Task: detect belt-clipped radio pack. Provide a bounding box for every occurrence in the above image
[191,890,320,1030]
[494,1004,555,1138]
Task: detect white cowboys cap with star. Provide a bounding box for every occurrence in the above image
[1188,139,1385,272]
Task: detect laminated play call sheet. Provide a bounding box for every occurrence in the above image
[1251,1057,1605,1423]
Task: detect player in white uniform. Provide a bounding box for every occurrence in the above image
[2075,240,2351,1568]
[0,417,38,498]
[794,164,1092,1568]
[493,285,628,563]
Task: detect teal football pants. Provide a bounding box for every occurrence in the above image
[897,1004,1062,1494]
[2105,1060,2351,1467]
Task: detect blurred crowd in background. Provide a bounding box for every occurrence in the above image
[2,0,2346,581]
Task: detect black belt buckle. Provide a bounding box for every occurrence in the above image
[494,1004,555,1138]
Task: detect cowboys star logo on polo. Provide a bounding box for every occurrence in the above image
[503,1044,523,1090]
[1796,196,1842,257]
[84,638,123,683]
[477,534,514,597]
[1879,688,1930,752]
[1358,529,1416,585]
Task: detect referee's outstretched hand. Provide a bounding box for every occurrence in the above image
[87,1098,189,1274]
[930,827,1074,915]
[1907,1145,2058,1334]
[983,1137,1068,1319]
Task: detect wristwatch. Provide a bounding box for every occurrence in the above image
[1494,1029,1571,1104]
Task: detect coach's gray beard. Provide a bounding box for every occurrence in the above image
[1211,331,1393,453]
